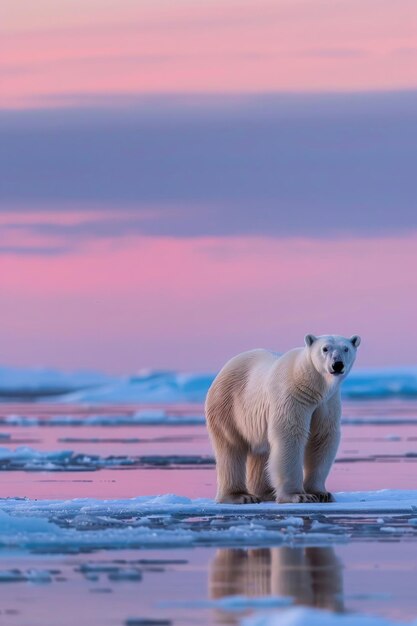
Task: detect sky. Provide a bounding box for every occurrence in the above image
[1,0,417,373]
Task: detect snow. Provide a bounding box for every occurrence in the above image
[243,607,417,626]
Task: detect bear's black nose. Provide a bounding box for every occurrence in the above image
[332,361,344,374]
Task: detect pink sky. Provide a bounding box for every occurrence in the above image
[2,229,417,373]
[2,0,417,106]
[1,1,416,373]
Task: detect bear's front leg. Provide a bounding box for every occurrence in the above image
[267,414,317,504]
[303,397,341,503]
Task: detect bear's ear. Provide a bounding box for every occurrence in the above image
[350,335,361,348]
[305,334,317,347]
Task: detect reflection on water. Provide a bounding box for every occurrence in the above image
[210,546,344,621]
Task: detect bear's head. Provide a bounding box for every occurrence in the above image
[304,334,361,379]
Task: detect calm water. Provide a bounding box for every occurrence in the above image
[0,400,415,626]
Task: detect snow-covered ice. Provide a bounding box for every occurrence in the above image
[0,490,415,518]
[0,490,412,553]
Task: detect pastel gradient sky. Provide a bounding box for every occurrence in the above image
[1,1,417,373]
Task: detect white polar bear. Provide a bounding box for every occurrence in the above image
[205,334,361,504]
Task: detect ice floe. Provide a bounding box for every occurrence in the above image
[161,594,293,611]
[243,607,417,626]
[0,411,206,427]
[0,446,215,471]
[0,445,414,471]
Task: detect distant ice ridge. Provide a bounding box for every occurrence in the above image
[2,365,417,403]
[52,367,417,403]
[57,370,215,404]
[0,365,115,399]
[243,607,417,626]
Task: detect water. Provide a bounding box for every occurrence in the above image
[0,400,415,625]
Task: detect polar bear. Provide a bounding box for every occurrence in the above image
[205,334,360,504]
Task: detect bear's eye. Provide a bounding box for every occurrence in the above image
[322,347,329,353]
[344,347,349,353]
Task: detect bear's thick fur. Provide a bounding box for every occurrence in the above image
[205,334,360,504]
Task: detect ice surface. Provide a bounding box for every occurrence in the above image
[0,490,413,554]
[243,607,417,626]
[0,490,415,517]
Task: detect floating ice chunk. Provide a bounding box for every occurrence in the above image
[215,595,292,610]
[147,494,193,506]
[310,520,338,531]
[0,447,214,471]
[276,517,304,528]
[0,568,53,584]
[243,606,416,626]
[108,569,142,581]
[0,510,56,534]
[162,594,293,611]
[26,569,53,584]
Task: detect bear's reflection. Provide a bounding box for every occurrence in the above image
[210,546,344,620]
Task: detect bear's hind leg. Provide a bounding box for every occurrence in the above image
[214,440,260,504]
[247,453,275,501]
